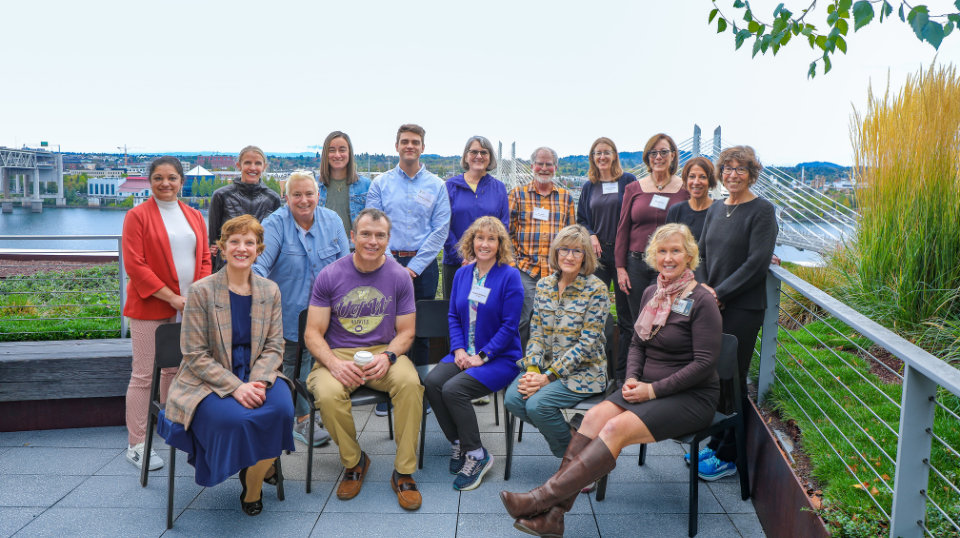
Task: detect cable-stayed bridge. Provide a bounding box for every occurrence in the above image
[494,125,856,255]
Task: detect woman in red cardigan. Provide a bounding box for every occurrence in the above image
[122,156,212,471]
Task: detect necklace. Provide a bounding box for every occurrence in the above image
[725,201,741,218]
[228,284,252,296]
[653,176,670,191]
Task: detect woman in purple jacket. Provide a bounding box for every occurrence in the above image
[425,217,523,492]
[442,136,510,300]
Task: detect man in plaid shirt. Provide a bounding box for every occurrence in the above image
[508,146,576,347]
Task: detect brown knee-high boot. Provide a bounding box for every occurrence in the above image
[500,436,617,520]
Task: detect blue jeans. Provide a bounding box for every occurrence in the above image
[393,255,439,367]
[504,374,588,458]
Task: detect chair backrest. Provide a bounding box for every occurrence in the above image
[603,313,615,381]
[414,299,449,339]
[154,323,183,369]
[716,334,739,381]
[294,309,310,380]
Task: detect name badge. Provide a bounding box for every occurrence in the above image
[602,182,618,195]
[671,298,693,316]
[468,286,491,304]
[532,207,549,221]
[650,195,669,210]
[415,189,436,208]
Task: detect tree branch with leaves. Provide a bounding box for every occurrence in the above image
[709,0,960,77]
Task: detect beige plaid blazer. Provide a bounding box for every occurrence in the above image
[164,269,290,430]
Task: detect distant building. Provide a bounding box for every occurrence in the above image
[196,155,234,169]
[117,177,151,205]
[79,168,126,178]
[87,177,123,197]
[183,166,216,197]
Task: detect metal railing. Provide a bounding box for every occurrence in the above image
[0,235,127,339]
[757,265,960,538]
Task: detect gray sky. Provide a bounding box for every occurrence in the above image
[2,0,958,166]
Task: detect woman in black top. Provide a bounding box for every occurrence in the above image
[576,137,636,382]
[692,145,778,481]
[208,146,282,272]
[666,157,716,241]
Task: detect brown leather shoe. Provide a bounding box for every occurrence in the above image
[391,471,422,511]
[514,506,565,537]
[336,452,370,500]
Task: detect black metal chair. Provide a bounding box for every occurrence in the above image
[141,322,284,529]
[504,313,616,480]
[595,333,750,538]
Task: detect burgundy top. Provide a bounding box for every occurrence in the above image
[615,182,689,268]
[626,284,721,398]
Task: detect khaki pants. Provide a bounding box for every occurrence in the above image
[306,345,424,474]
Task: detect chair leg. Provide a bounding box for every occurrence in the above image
[167,445,176,530]
[735,420,751,500]
[141,410,156,488]
[387,402,394,441]
[689,439,700,537]
[306,415,314,494]
[275,456,285,501]
[596,473,608,501]
[504,414,514,481]
[517,420,524,443]
[494,391,500,426]
[638,443,647,466]
[418,396,427,470]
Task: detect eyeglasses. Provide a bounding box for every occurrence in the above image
[534,161,556,168]
[357,231,389,241]
[592,150,613,158]
[721,166,749,176]
[468,150,490,157]
[557,247,585,259]
[647,150,673,159]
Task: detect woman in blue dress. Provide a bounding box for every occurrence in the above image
[158,214,295,516]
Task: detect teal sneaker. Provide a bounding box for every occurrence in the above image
[454,448,493,491]
[698,456,737,481]
[449,443,465,475]
[684,447,715,466]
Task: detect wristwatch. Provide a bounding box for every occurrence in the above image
[383,351,397,364]
[478,351,490,363]
[546,372,558,383]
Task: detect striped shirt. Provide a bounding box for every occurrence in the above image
[508,182,576,279]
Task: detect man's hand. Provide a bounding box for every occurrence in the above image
[363,353,391,381]
[233,381,267,409]
[517,372,549,399]
[209,244,219,256]
[329,360,366,388]
[701,284,720,306]
[406,267,417,279]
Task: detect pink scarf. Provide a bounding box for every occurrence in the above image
[635,269,695,340]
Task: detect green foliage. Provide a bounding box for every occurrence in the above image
[709,1,960,77]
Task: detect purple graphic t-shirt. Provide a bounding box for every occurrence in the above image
[309,254,416,350]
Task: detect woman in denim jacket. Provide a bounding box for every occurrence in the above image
[316,131,371,244]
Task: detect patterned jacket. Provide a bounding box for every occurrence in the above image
[519,273,609,394]
[164,270,291,430]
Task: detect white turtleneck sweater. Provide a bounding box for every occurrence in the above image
[154,198,197,296]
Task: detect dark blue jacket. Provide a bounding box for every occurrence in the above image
[576,172,637,236]
[442,174,510,265]
[443,261,524,391]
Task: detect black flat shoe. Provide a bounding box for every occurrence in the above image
[263,460,279,486]
[239,467,263,516]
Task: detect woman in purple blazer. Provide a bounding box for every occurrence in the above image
[425,216,523,492]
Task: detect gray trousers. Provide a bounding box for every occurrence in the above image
[283,338,313,418]
[519,271,541,351]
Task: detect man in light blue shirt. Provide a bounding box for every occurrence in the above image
[254,170,349,446]
[366,124,451,374]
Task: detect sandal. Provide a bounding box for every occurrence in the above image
[239,467,263,516]
[263,460,279,486]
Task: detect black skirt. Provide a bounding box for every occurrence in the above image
[606,381,720,441]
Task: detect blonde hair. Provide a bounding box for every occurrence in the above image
[458,217,514,266]
[237,145,268,172]
[644,223,699,271]
[587,137,624,184]
[548,225,598,275]
[216,214,266,258]
[285,170,318,196]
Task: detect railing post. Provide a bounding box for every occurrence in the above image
[890,365,937,538]
[117,237,128,339]
[756,270,781,404]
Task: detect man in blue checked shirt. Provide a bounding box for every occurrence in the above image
[253,170,349,446]
[366,124,451,415]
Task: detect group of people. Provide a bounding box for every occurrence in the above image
[119,125,778,534]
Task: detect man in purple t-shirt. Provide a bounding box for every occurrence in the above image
[305,208,424,511]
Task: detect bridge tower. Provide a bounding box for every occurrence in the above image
[0,148,64,213]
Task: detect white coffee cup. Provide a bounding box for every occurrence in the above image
[353,351,374,368]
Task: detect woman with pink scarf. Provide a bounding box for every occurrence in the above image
[498,223,721,537]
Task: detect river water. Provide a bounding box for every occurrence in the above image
[0,206,829,264]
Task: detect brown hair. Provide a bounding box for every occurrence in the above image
[319,131,359,186]
[716,145,763,186]
[548,225,598,276]
[680,157,718,190]
[353,207,392,234]
[642,133,679,176]
[236,145,268,172]
[396,124,426,144]
[644,223,700,271]
[587,137,624,184]
[458,216,515,266]
[216,214,266,258]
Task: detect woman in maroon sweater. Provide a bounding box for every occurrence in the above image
[613,133,689,383]
[500,224,720,537]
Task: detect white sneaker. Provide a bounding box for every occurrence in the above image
[127,442,163,471]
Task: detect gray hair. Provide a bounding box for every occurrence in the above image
[353,207,392,234]
[460,136,498,172]
[285,170,318,196]
[530,146,559,167]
